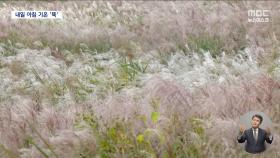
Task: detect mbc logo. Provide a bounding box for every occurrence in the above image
[248,10,269,23]
[248,10,269,17]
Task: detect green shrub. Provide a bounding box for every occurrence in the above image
[187,34,224,58]
[114,58,148,91]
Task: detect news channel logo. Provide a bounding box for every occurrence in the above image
[248,10,270,23]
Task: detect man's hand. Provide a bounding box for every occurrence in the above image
[237,124,246,143]
[239,124,245,134]
[265,127,273,144]
[265,127,271,135]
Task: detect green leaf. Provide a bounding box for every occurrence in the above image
[151,112,159,123]
[137,134,144,143]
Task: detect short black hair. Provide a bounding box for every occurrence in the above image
[252,114,263,124]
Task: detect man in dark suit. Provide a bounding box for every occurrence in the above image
[237,114,273,154]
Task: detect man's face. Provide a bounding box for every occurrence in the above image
[251,117,261,128]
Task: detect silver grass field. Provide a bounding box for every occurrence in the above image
[0,1,280,158]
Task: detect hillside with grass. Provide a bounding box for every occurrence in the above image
[0,1,280,158]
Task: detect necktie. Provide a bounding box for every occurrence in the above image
[253,129,258,141]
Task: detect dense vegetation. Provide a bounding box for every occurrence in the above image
[0,1,280,158]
